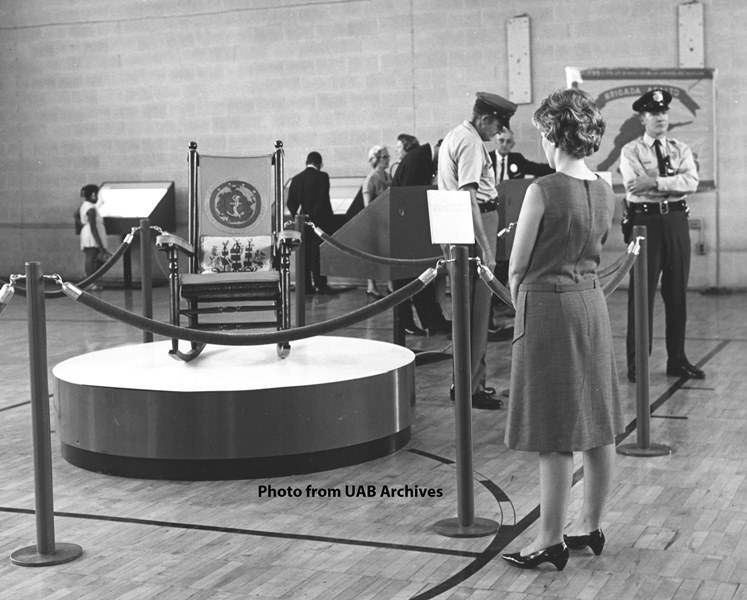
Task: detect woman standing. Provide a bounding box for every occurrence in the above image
[361,145,392,299]
[501,89,623,571]
[79,184,109,290]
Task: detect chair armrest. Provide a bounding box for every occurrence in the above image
[156,234,194,257]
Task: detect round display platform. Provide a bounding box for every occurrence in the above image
[53,337,415,480]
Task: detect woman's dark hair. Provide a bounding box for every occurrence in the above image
[532,89,605,159]
[397,134,420,153]
[80,184,99,201]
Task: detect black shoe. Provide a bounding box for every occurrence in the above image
[449,386,503,409]
[315,286,338,295]
[404,325,427,336]
[366,289,383,299]
[666,360,705,380]
[564,529,605,556]
[501,542,569,571]
[488,326,514,342]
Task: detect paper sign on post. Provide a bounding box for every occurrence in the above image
[426,190,475,244]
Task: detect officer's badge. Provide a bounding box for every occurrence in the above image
[208,180,261,229]
[652,90,663,103]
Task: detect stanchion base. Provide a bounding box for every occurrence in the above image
[434,517,499,538]
[617,443,672,457]
[11,542,83,567]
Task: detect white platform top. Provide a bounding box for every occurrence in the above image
[52,337,415,392]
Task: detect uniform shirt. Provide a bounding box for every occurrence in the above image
[619,133,699,203]
[438,121,497,203]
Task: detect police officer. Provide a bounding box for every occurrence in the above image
[438,91,516,408]
[619,89,704,382]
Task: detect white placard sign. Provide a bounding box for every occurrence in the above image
[426,190,475,245]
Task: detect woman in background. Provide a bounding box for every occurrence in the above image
[361,145,392,299]
[79,184,109,290]
[501,89,623,571]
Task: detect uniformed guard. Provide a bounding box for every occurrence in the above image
[619,88,704,382]
[438,91,516,409]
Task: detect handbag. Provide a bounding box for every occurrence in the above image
[93,249,112,269]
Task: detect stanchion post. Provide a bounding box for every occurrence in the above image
[11,262,83,567]
[140,219,153,343]
[434,246,498,538]
[295,213,307,327]
[618,226,671,457]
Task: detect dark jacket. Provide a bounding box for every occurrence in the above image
[392,143,434,187]
[286,166,335,231]
[490,151,554,180]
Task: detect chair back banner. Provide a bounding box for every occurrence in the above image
[197,154,273,272]
[198,155,273,238]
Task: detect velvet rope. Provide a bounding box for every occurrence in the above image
[311,224,442,267]
[597,239,639,280]
[2,232,136,299]
[61,270,435,346]
[477,237,640,307]
[476,264,515,309]
[599,238,641,296]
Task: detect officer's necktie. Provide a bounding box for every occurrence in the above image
[499,157,506,181]
[653,140,667,176]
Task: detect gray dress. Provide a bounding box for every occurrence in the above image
[505,173,624,452]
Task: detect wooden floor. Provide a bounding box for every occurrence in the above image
[0,276,746,599]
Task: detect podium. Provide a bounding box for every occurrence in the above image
[496,179,532,261]
[320,185,441,281]
[98,181,176,288]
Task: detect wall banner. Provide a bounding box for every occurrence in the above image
[566,67,716,191]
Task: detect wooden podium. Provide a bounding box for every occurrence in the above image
[320,185,441,281]
[496,179,532,261]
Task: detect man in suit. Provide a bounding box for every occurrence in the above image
[490,128,554,181]
[488,129,554,342]
[286,151,337,294]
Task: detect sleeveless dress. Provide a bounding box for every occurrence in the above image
[505,173,623,452]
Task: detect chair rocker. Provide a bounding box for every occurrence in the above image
[157,141,301,362]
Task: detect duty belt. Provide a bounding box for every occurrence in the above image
[628,199,687,215]
[478,200,497,213]
[519,278,599,293]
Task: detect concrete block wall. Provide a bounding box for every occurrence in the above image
[0,0,744,288]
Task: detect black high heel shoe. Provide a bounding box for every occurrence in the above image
[563,529,605,555]
[501,542,569,571]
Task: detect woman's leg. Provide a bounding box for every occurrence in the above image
[523,451,573,555]
[83,247,98,276]
[568,443,615,534]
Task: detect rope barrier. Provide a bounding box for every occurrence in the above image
[599,238,641,296]
[310,223,443,266]
[476,262,514,309]
[59,267,438,346]
[475,237,641,308]
[598,237,639,280]
[0,225,154,298]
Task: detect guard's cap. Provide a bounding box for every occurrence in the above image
[632,89,672,113]
[475,92,517,126]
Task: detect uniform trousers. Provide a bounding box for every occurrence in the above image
[626,209,691,374]
[452,210,498,394]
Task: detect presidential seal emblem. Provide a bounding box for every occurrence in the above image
[208,180,262,229]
